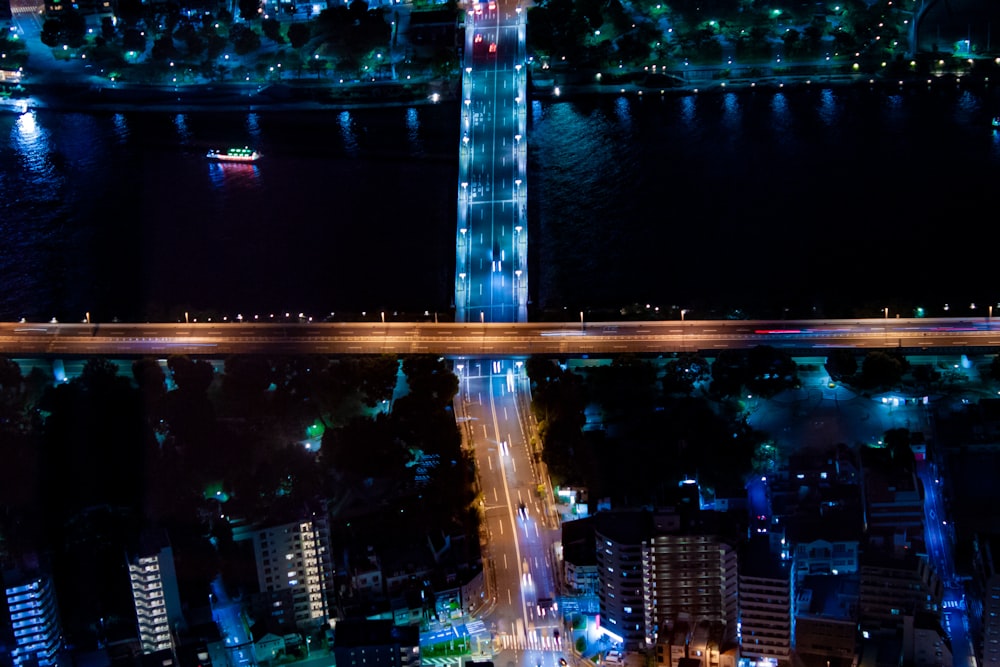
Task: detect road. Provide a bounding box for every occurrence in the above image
[454,0,528,324]
[5,317,1000,357]
[916,460,976,667]
[458,358,566,666]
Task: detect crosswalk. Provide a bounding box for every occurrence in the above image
[494,632,564,652]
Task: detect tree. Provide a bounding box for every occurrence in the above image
[222,356,274,415]
[261,17,284,43]
[123,27,147,53]
[990,355,1000,382]
[132,358,167,405]
[860,350,909,389]
[662,353,710,395]
[40,9,87,48]
[287,21,311,49]
[912,363,941,387]
[0,357,22,391]
[229,22,262,55]
[744,346,797,398]
[781,27,801,55]
[586,356,657,417]
[116,0,146,25]
[175,21,206,57]
[238,0,261,20]
[710,349,747,397]
[151,35,179,60]
[352,355,399,407]
[168,355,215,394]
[321,413,408,480]
[825,349,858,381]
[401,355,457,409]
[101,16,116,41]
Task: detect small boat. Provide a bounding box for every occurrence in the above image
[206,146,260,162]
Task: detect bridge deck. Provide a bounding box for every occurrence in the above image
[454,0,528,324]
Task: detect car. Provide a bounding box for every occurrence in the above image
[517,502,527,519]
[488,0,496,9]
[489,42,497,54]
[559,659,568,666]
[474,33,483,43]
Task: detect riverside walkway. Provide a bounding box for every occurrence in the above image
[454,0,528,323]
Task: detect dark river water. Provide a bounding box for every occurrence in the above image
[2,79,999,324]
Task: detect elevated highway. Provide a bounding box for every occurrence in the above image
[2,318,999,358]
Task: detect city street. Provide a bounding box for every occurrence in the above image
[458,357,566,666]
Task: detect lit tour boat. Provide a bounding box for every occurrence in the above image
[206,147,260,163]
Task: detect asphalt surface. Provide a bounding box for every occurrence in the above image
[5,317,1000,357]
[454,0,528,324]
[459,358,566,666]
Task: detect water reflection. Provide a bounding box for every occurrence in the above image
[818,89,838,126]
[954,90,980,125]
[112,113,129,144]
[613,96,632,131]
[530,99,543,127]
[339,110,359,156]
[771,92,788,125]
[722,92,741,135]
[679,95,697,128]
[173,113,191,142]
[246,112,262,143]
[406,107,423,154]
[883,93,904,125]
[13,110,53,178]
[208,161,261,189]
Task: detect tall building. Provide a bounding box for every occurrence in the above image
[794,574,859,666]
[236,511,334,629]
[859,445,925,555]
[858,551,942,636]
[127,530,185,656]
[3,569,64,667]
[594,508,740,651]
[738,537,792,666]
[595,510,649,649]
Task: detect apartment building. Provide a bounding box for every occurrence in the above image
[127,530,185,656]
[738,537,792,666]
[237,512,335,630]
[3,569,64,667]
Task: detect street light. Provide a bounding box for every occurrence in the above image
[883,307,889,319]
[681,309,689,321]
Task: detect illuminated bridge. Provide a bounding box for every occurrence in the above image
[3,318,1000,357]
[453,0,528,323]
